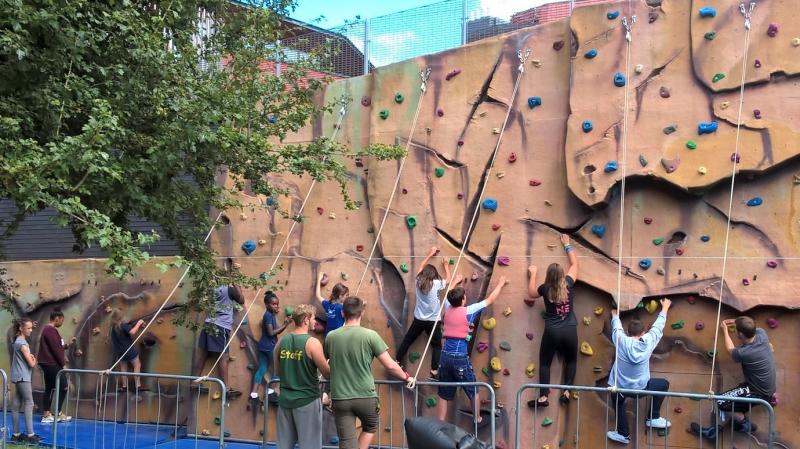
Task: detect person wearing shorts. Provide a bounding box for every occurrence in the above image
[324,297,413,449]
[193,283,244,397]
[436,276,507,426]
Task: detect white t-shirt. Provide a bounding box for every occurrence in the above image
[414,279,446,321]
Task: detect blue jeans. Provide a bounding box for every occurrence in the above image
[254,351,272,387]
[437,351,476,401]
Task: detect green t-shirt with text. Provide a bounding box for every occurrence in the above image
[324,325,388,400]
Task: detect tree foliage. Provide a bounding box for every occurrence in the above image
[0,0,403,322]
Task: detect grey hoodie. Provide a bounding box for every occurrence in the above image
[608,312,667,390]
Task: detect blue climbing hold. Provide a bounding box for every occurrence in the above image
[241,240,257,255]
[701,234,710,242]
[582,120,593,133]
[607,10,620,20]
[267,114,278,124]
[604,161,618,173]
[527,96,542,109]
[699,6,717,18]
[746,197,763,207]
[266,196,278,206]
[482,198,498,212]
[613,72,626,87]
[639,259,652,270]
[584,48,598,59]
[330,436,339,445]
[697,121,718,135]
[591,224,606,238]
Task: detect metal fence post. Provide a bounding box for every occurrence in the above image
[461,0,468,45]
[1,369,7,449]
[363,19,370,75]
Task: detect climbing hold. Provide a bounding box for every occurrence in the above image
[445,69,462,81]
[706,350,716,358]
[526,363,536,378]
[544,200,553,207]
[686,295,697,304]
[604,160,618,173]
[613,72,626,87]
[379,109,389,120]
[671,320,685,330]
[409,352,421,363]
[482,317,497,330]
[767,23,778,38]
[698,166,707,175]
[583,316,591,325]
[581,120,593,133]
[674,407,683,414]
[471,272,479,281]
[508,152,517,163]
[593,366,603,373]
[593,307,604,316]
[406,216,417,229]
[239,339,247,349]
[526,332,534,340]
[457,192,464,199]
[656,267,665,275]
[399,263,409,273]
[767,260,778,268]
[591,224,606,238]
[712,73,725,83]
[492,127,500,134]
[645,300,658,314]
[742,278,750,286]
[477,341,489,353]
[434,167,445,177]
[502,306,512,317]
[425,396,438,407]
[497,256,510,266]
[686,140,697,149]
[529,180,543,188]
[542,417,553,427]
[731,152,741,163]
[491,224,501,231]
[754,109,762,119]
[634,64,644,74]
[495,171,505,179]
[482,198,498,212]
[319,273,329,287]
[659,86,670,98]
[676,248,684,256]
[553,40,564,51]
[695,321,705,331]
[746,197,763,207]
[662,157,679,173]
[212,391,221,400]
[437,108,444,117]
[241,240,257,255]
[639,259,652,270]
[457,140,464,146]
[356,244,364,252]
[607,10,620,19]
[499,341,511,351]
[767,318,778,329]
[360,95,372,107]
[490,357,502,372]
[267,114,278,124]
[584,48,598,59]
[527,96,542,109]
[704,31,716,40]
[644,217,653,225]
[480,367,490,378]
[698,7,717,18]
[493,380,502,389]
[792,37,800,47]
[330,436,340,445]
[394,92,404,103]
[698,121,718,135]
[580,342,593,356]
[701,234,710,242]
[449,258,455,265]
[201,429,210,436]
[663,125,677,135]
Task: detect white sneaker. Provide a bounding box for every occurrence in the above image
[249,392,259,399]
[267,388,275,395]
[606,431,631,444]
[645,417,672,428]
[57,413,72,422]
[41,415,55,424]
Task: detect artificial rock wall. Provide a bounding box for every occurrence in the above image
[2,0,800,448]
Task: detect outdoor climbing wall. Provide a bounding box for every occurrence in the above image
[1,0,800,448]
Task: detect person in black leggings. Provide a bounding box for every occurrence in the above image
[37,309,71,423]
[526,233,579,407]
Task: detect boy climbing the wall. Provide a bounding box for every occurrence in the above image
[250,291,289,401]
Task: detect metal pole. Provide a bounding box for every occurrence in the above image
[1,369,6,449]
[363,19,370,75]
[461,0,468,45]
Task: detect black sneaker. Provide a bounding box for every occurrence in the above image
[10,434,23,443]
[226,388,242,398]
[189,383,209,394]
[734,419,757,433]
[24,434,41,444]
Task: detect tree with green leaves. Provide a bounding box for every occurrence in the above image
[0,0,402,322]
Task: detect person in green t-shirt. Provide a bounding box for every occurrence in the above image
[324,297,414,449]
[275,304,330,449]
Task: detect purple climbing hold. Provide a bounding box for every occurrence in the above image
[698,121,718,135]
[767,23,779,38]
[437,108,445,117]
[754,59,762,68]
[445,69,462,81]
[498,256,511,266]
[661,156,680,174]
[477,341,489,353]
[553,40,565,51]
[613,72,626,87]
[526,332,534,341]
[241,240,257,255]
[695,321,705,331]
[457,192,464,199]
[767,260,778,268]
[766,318,779,329]
[659,86,671,98]
[754,109,762,119]
[742,278,750,286]
[731,152,741,163]
[361,96,371,107]
[584,48,598,59]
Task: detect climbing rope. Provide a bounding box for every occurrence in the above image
[203,98,350,379]
[354,66,432,295]
[410,48,531,384]
[707,1,756,395]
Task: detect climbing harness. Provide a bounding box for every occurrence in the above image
[354,66,432,295]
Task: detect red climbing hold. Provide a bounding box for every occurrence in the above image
[360,96,371,107]
[402,188,408,194]
[502,368,511,376]
[659,87,670,98]
[239,340,247,349]
[754,109,762,119]
[526,332,534,340]
[731,153,741,163]
[529,179,541,186]
[553,40,564,51]
[643,217,653,225]
[457,140,464,146]
[508,152,517,163]
[767,23,779,38]
[754,59,762,68]
[437,108,444,117]
[316,207,324,215]
[356,245,364,252]
[524,297,536,307]
[445,69,462,81]
[492,224,501,231]
[767,318,778,329]
[457,192,464,199]
[742,278,750,286]
[687,296,696,304]
[676,248,684,256]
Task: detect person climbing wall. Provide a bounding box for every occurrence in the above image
[250,291,289,401]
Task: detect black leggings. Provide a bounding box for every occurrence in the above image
[41,364,67,415]
[395,318,442,371]
[538,325,578,396]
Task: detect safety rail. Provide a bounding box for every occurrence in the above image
[261,379,496,449]
[514,383,776,449]
[52,369,227,449]
[1,369,7,449]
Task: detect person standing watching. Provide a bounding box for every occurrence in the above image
[11,318,39,444]
[38,309,72,423]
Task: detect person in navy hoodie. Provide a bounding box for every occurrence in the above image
[250,291,289,400]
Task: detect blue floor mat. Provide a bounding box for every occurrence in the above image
[155,440,272,449]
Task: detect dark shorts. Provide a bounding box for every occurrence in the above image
[199,324,230,354]
[717,383,770,413]
[332,397,380,448]
[437,351,476,401]
[114,349,139,362]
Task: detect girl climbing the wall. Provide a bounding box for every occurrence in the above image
[316,271,349,337]
[527,233,579,408]
[250,291,289,401]
[110,309,148,392]
[10,318,39,444]
[395,246,450,379]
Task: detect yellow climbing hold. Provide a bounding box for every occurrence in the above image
[698,166,707,175]
[503,306,512,317]
[531,59,542,67]
[645,300,658,314]
[201,429,211,436]
[212,391,221,400]
[328,212,336,219]
[792,37,800,47]
[490,356,502,372]
[580,341,594,356]
[493,380,502,389]
[482,317,497,330]
[496,171,505,179]
[239,213,248,220]
[720,101,730,110]
[526,363,536,378]
[492,127,500,134]
[593,307,604,316]
[583,316,591,325]
[572,392,579,400]
[634,64,643,74]
[770,342,775,352]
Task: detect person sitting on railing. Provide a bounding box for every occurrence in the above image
[691,316,776,439]
[324,296,414,449]
[607,298,673,445]
[436,275,508,427]
[275,304,330,449]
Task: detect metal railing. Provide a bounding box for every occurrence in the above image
[514,383,776,449]
[52,369,227,449]
[262,379,496,449]
[0,369,7,449]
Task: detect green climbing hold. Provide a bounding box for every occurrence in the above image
[707,350,716,358]
[394,92,404,103]
[435,167,445,177]
[671,320,685,330]
[284,306,294,317]
[379,109,389,120]
[542,417,553,427]
[214,416,221,425]
[400,263,409,273]
[425,396,438,407]
[406,215,417,229]
[409,351,421,363]
[652,238,664,246]
[704,31,716,40]
[481,367,490,377]
[449,257,455,265]
[686,140,697,150]
[712,73,725,83]
[499,341,511,351]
